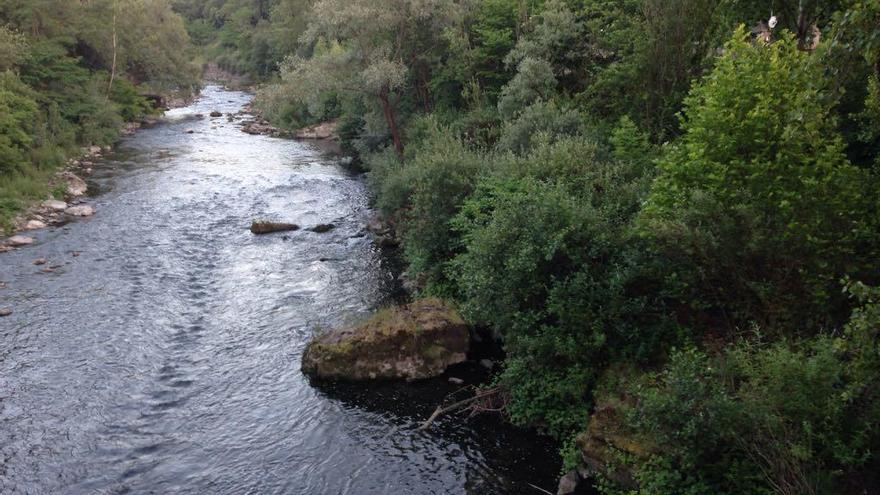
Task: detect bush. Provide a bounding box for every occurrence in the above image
[623,285,880,495]
[366,117,484,287]
[0,71,38,176]
[495,100,586,155]
[447,135,666,438]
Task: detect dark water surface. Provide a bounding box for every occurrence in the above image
[0,86,559,494]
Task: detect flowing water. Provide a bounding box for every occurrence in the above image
[0,86,559,494]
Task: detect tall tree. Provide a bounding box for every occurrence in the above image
[278,0,463,153]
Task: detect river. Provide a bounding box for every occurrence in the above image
[0,86,559,494]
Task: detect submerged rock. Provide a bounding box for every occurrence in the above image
[309,223,335,233]
[301,298,470,381]
[210,110,223,117]
[65,205,95,217]
[0,308,11,317]
[250,220,299,234]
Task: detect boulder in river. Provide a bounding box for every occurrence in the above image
[210,111,223,117]
[250,220,299,235]
[0,308,11,317]
[309,223,335,233]
[301,298,470,381]
[65,205,95,217]
[7,235,34,247]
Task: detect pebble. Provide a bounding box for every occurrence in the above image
[33,257,47,265]
[0,308,11,317]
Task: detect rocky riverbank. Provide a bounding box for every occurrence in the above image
[0,146,106,252]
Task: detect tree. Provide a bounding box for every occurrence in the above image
[277,0,463,153]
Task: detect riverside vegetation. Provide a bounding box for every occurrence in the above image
[0,0,200,230]
[4,0,880,493]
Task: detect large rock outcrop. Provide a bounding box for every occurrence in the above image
[301,298,469,381]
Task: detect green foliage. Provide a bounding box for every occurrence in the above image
[641,28,879,332]
[0,70,37,175]
[495,100,585,154]
[367,117,483,285]
[497,57,557,118]
[623,284,880,495]
[0,0,198,230]
[0,24,27,71]
[444,135,664,438]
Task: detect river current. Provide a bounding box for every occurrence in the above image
[0,86,558,494]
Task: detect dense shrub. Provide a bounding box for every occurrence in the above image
[623,285,880,495]
[641,28,880,333]
[366,118,484,288]
[447,134,666,438]
[495,100,586,155]
[0,71,38,175]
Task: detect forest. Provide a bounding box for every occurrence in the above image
[2,0,880,493]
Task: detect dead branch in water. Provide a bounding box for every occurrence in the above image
[527,482,554,495]
[417,386,505,431]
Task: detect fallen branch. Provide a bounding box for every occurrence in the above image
[417,387,502,431]
[528,482,554,495]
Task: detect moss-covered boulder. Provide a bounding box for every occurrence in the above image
[301,298,469,381]
[572,369,653,491]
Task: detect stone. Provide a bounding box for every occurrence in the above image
[8,235,34,247]
[479,359,495,370]
[88,145,102,155]
[448,377,465,385]
[557,470,583,495]
[65,205,95,217]
[210,111,223,117]
[24,220,47,230]
[0,308,11,317]
[295,120,338,140]
[60,172,87,197]
[302,298,470,381]
[309,223,335,233]
[43,200,68,211]
[250,220,299,235]
[186,129,195,134]
[33,257,47,265]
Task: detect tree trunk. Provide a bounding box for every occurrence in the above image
[379,88,404,155]
[106,0,118,99]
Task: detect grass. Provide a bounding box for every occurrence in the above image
[0,167,59,233]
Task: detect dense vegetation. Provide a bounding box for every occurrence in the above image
[3,0,879,492]
[235,1,880,492]
[0,0,199,230]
